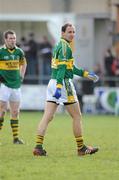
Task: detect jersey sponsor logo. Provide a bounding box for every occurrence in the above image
[0,60,19,70]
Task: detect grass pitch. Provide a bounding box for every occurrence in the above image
[0,112,119,180]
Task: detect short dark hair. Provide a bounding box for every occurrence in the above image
[61,23,73,32]
[3,30,16,39]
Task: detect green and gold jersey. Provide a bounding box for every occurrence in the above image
[0,45,26,88]
[51,38,85,86]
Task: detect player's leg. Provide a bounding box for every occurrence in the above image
[0,84,9,133]
[0,101,7,145]
[33,101,58,156]
[65,102,83,145]
[9,87,23,144]
[66,102,99,156]
[9,101,24,144]
[0,101,7,131]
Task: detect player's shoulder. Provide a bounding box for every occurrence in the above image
[0,45,5,54]
[55,40,62,48]
[60,38,69,46]
[60,39,69,53]
[0,45,5,51]
[15,46,24,55]
[53,41,62,52]
[54,39,68,54]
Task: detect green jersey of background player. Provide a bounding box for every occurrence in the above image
[0,30,27,144]
[0,44,26,88]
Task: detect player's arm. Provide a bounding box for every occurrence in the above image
[53,64,66,99]
[53,44,67,99]
[73,65,99,82]
[0,50,4,83]
[73,65,85,77]
[56,42,68,87]
[56,63,66,87]
[20,58,27,81]
[19,50,27,81]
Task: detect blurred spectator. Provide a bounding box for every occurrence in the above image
[19,37,30,59]
[82,79,94,94]
[22,33,38,84]
[27,33,38,77]
[93,63,103,86]
[38,36,52,84]
[81,68,94,95]
[0,32,3,45]
[104,48,115,87]
[111,33,119,86]
[111,57,119,77]
[73,77,83,111]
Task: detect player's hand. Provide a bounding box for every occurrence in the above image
[53,88,61,99]
[87,72,99,82]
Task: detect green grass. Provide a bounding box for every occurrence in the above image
[0,112,119,180]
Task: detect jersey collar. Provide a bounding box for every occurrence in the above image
[3,44,17,49]
[60,38,72,49]
[3,44,17,53]
[61,38,70,44]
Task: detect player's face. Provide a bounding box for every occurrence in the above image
[5,34,16,49]
[62,26,75,42]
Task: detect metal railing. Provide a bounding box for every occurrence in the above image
[23,75,119,87]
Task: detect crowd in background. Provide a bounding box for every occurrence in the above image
[0,31,119,114]
[18,33,119,88]
[17,32,53,84]
[0,31,119,88]
[104,48,119,87]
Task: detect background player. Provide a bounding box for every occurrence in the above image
[0,30,27,144]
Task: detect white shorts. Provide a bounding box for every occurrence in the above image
[0,83,21,102]
[46,79,78,104]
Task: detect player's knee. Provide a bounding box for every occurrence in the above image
[11,110,19,118]
[0,111,6,118]
[48,115,54,122]
[0,103,7,111]
[71,112,82,121]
